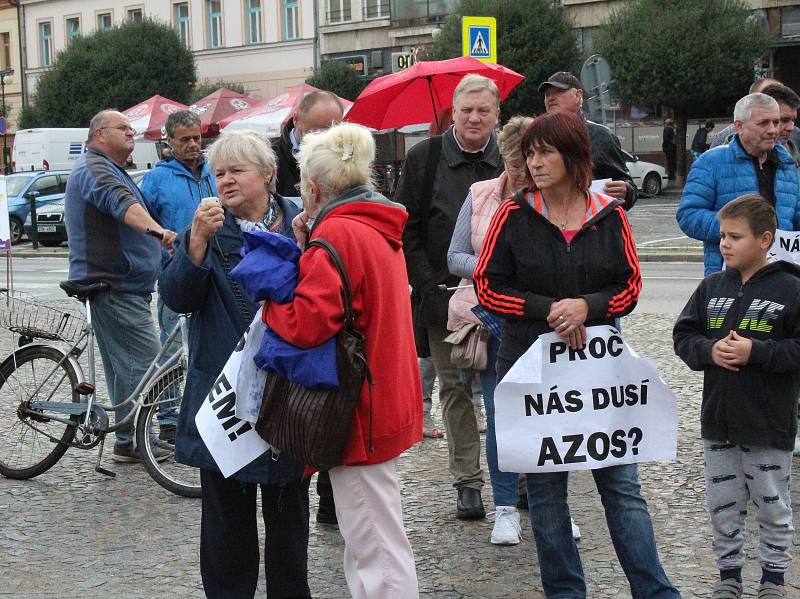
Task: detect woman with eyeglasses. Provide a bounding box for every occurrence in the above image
[159,129,310,599]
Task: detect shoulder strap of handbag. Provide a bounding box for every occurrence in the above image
[419,134,443,247]
[307,237,356,331]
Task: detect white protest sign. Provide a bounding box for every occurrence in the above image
[195,316,270,478]
[495,326,677,473]
[0,178,9,250]
[768,229,800,266]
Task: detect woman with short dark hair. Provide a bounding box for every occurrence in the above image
[474,111,679,597]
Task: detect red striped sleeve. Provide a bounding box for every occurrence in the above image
[474,200,527,316]
[606,207,641,316]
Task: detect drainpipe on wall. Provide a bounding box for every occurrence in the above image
[313,0,320,71]
[9,0,25,107]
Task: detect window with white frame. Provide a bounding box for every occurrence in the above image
[127,8,143,22]
[174,3,190,48]
[328,0,351,23]
[782,7,800,37]
[39,21,53,67]
[246,0,262,44]
[283,0,298,40]
[364,0,389,19]
[66,17,80,43]
[97,12,112,32]
[207,0,222,49]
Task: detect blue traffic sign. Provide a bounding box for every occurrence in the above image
[0,117,8,135]
[468,26,491,58]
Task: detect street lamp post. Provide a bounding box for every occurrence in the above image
[0,68,14,175]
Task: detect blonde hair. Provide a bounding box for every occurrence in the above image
[206,129,277,192]
[453,74,499,110]
[297,122,375,199]
[498,116,533,163]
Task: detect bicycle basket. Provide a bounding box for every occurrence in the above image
[0,289,86,342]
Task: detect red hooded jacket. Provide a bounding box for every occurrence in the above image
[264,188,423,466]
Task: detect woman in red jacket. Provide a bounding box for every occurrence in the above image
[263,122,422,599]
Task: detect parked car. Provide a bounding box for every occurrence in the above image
[623,150,669,196]
[4,170,70,244]
[24,199,66,247]
[21,168,152,248]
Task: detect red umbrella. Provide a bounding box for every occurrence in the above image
[189,87,266,136]
[123,95,188,141]
[344,57,524,130]
[219,83,353,137]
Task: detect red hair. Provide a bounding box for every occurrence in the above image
[521,111,593,192]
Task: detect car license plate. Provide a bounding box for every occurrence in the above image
[37,225,56,233]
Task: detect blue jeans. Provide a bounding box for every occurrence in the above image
[526,464,680,598]
[91,291,160,448]
[156,294,182,425]
[481,333,519,506]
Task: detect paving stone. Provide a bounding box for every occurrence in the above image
[1,312,799,597]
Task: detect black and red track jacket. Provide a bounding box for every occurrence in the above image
[474,189,642,378]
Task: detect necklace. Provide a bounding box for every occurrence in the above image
[544,196,575,230]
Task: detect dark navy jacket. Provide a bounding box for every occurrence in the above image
[65,148,161,293]
[159,194,304,483]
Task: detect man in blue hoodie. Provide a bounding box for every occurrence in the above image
[140,110,217,426]
[141,110,217,441]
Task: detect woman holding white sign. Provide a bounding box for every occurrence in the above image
[474,111,679,597]
[159,130,311,599]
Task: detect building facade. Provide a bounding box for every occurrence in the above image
[17,0,315,102]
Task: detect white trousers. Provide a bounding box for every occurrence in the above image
[328,457,419,599]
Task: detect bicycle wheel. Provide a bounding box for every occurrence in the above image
[0,345,80,478]
[136,365,201,498]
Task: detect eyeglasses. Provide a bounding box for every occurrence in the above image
[100,125,136,134]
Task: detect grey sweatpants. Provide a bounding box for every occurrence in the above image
[703,439,794,573]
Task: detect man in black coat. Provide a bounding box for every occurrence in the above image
[662,118,677,180]
[272,91,344,197]
[395,74,504,520]
[270,89,343,527]
[539,72,638,209]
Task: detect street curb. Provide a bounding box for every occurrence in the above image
[6,249,68,258]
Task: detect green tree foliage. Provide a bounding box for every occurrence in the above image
[19,18,195,128]
[306,60,367,101]
[430,0,579,120]
[596,0,773,176]
[189,79,249,104]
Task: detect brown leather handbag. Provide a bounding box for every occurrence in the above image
[255,237,372,470]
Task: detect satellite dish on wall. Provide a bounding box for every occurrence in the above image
[580,54,615,125]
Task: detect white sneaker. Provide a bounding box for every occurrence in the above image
[794,437,800,456]
[571,517,581,541]
[490,506,522,545]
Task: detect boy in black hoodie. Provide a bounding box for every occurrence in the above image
[674,194,800,599]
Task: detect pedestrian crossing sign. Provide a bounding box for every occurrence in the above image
[462,16,497,63]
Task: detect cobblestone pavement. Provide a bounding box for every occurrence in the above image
[1,312,800,598]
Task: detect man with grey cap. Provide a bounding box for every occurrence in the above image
[539,71,638,209]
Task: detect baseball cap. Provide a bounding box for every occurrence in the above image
[538,72,583,94]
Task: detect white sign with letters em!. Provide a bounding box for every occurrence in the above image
[195,313,270,478]
[494,326,678,474]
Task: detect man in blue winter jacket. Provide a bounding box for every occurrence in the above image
[678,92,800,275]
[140,110,217,439]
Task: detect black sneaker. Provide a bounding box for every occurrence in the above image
[316,495,338,526]
[111,443,171,463]
[159,424,177,444]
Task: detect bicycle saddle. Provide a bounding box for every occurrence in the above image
[59,280,110,300]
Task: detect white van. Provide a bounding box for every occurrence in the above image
[12,128,161,172]
[12,128,89,172]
